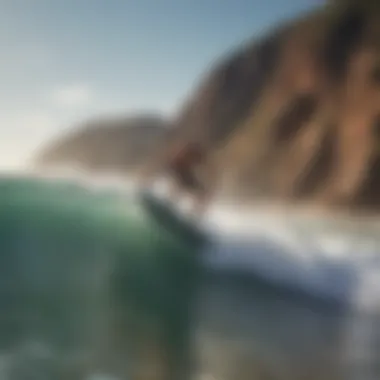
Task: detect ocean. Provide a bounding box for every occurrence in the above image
[0,170,379,380]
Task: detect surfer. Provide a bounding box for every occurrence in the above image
[166,141,211,217]
[140,140,211,218]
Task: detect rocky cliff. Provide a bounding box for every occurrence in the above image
[145,0,380,211]
[37,0,380,211]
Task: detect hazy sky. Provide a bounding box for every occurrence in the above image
[0,0,319,167]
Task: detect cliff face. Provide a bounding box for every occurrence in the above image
[36,0,380,211]
[145,0,380,211]
[36,115,170,173]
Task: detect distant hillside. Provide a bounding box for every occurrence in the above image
[36,114,170,173]
[142,0,380,212]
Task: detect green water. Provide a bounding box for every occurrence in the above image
[0,175,204,379]
[0,175,365,380]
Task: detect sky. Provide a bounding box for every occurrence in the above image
[0,0,320,168]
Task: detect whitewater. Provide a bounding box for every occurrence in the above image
[33,166,380,307]
[1,167,380,379]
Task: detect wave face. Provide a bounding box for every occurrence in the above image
[0,174,203,380]
[0,173,380,380]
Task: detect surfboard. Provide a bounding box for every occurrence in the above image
[139,191,209,246]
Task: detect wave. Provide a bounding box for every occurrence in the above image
[3,168,380,310]
[202,207,380,306]
[2,169,380,378]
